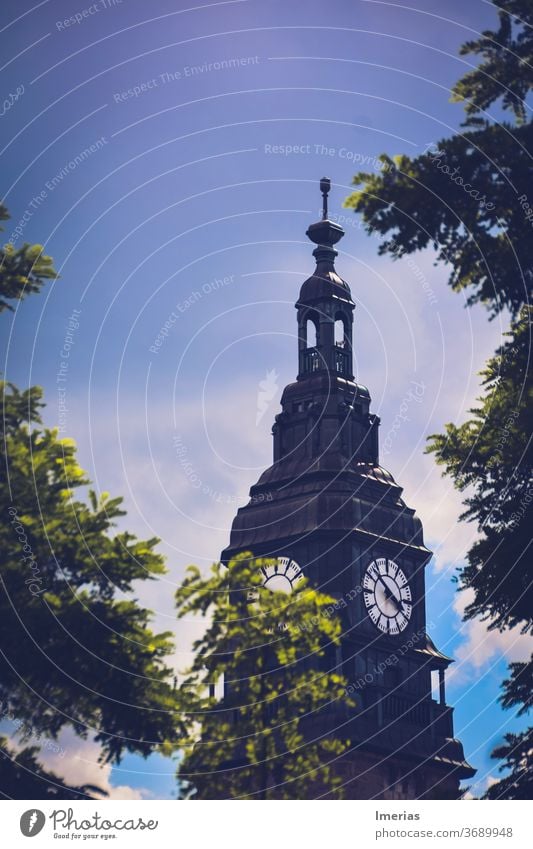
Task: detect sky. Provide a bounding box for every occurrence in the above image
[1,0,531,800]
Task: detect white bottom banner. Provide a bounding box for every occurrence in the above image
[2,800,530,848]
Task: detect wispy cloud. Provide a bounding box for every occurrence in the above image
[450,589,533,681]
[8,729,154,801]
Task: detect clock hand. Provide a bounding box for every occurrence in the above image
[377,575,405,612]
[390,594,405,613]
[377,574,390,594]
[377,574,397,601]
[376,576,397,612]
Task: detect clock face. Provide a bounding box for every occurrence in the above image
[260,556,305,594]
[363,558,412,634]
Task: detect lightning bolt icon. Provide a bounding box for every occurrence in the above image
[28,811,38,833]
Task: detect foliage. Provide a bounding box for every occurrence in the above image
[483,728,533,800]
[344,3,533,318]
[1,204,180,798]
[345,124,532,316]
[451,0,533,126]
[0,736,107,801]
[1,381,180,764]
[0,202,57,312]
[500,658,532,715]
[175,554,353,799]
[427,308,532,633]
[484,656,533,800]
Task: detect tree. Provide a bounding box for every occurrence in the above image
[1,382,181,790]
[0,202,57,312]
[427,309,532,633]
[344,0,532,798]
[344,3,533,319]
[484,659,532,800]
[0,736,107,801]
[175,554,353,799]
[1,204,180,798]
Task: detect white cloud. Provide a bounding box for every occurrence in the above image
[35,730,152,801]
[463,773,500,799]
[4,727,154,800]
[450,588,533,684]
[385,451,479,571]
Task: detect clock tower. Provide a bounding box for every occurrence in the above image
[221,179,475,799]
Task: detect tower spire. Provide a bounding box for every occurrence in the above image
[297,179,354,380]
[320,176,330,220]
[306,179,345,271]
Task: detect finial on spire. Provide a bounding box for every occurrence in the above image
[307,177,344,255]
[320,177,331,220]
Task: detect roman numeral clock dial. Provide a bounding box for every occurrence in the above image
[363,558,412,634]
[247,557,305,600]
[261,556,304,593]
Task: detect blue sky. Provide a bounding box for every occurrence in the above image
[1,0,531,799]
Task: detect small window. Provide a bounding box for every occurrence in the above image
[334,317,345,346]
[306,318,318,348]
